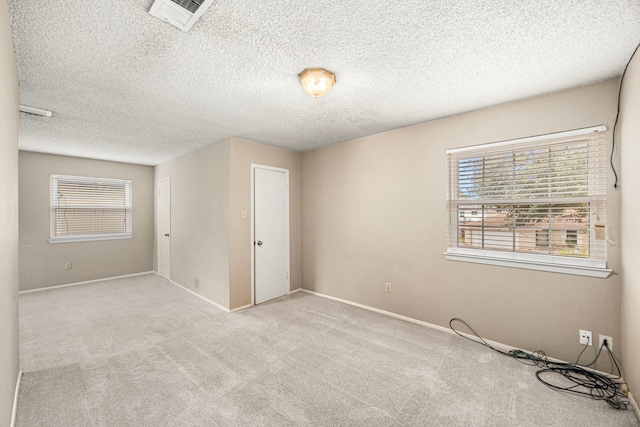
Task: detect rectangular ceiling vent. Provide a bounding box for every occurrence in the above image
[149,0,215,31]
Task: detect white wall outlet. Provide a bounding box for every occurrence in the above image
[599,334,613,351]
[579,329,592,346]
[64,262,72,270]
[241,210,247,219]
[385,282,391,292]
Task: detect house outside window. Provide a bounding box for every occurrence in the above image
[445,126,610,278]
[566,230,578,246]
[50,174,133,243]
[535,229,549,248]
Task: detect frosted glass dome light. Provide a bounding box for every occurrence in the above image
[298,68,336,98]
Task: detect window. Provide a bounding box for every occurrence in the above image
[50,174,132,243]
[565,230,578,246]
[445,126,610,278]
[535,229,549,248]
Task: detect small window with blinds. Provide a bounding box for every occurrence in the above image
[445,126,610,278]
[50,174,133,243]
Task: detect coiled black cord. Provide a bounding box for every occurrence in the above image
[449,318,629,410]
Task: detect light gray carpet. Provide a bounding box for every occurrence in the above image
[17,274,640,426]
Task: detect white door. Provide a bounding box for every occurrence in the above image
[158,177,171,279]
[253,166,289,304]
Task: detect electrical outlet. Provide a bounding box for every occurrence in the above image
[599,334,613,351]
[64,262,72,270]
[385,282,391,292]
[579,330,592,346]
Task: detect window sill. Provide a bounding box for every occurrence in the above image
[49,233,133,244]
[444,249,612,278]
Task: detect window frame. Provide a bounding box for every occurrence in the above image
[445,126,611,278]
[49,174,133,243]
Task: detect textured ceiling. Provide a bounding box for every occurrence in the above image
[8,0,640,165]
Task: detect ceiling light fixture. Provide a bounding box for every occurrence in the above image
[19,104,52,117]
[298,68,336,99]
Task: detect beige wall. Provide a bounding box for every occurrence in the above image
[154,137,301,309]
[229,137,301,309]
[154,139,231,308]
[153,137,301,310]
[301,79,621,364]
[0,0,19,423]
[620,51,640,397]
[19,152,154,291]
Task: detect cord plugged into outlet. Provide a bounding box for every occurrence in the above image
[579,330,592,346]
[451,318,630,410]
[599,334,613,351]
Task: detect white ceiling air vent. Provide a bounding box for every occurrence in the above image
[149,0,215,31]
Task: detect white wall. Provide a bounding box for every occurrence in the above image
[301,79,621,365]
[620,49,640,399]
[19,152,155,291]
[0,0,19,423]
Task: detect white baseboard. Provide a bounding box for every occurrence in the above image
[18,271,155,294]
[299,288,623,378]
[157,274,303,313]
[629,391,640,422]
[160,275,231,313]
[229,288,301,311]
[11,370,22,427]
[300,288,467,336]
[230,304,252,312]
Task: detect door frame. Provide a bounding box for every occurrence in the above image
[251,163,290,306]
[157,176,171,279]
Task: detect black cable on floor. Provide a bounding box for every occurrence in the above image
[449,318,629,410]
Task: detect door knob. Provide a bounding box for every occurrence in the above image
[256,241,263,246]
[164,234,170,237]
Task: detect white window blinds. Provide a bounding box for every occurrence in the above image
[446,126,608,275]
[50,174,132,242]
